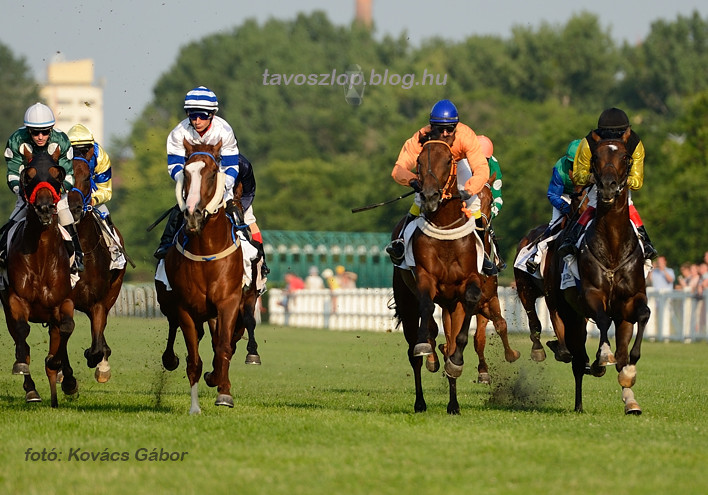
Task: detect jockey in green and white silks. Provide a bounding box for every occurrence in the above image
[2,103,84,273]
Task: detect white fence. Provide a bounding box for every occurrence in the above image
[266,287,708,342]
[111,284,707,342]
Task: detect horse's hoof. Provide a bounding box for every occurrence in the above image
[215,394,234,408]
[95,368,111,383]
[12,362,30,375]
[505,349,521,363]
[245,354,261,365]
[444,360,463,378]
[162,353,179,371]
[589,361,607,377]
[425,353,439,373]
[413,343,433,356]
[25,391,42,402]
[624,401,642,415]
[531,348,546,362]
[477,372,491,384]
[203,371,218,388]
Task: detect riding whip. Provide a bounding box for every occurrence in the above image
[351,190,415,213]
[146,204,178,232]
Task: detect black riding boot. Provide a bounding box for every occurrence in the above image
[0,220,16,268]
[489,225,506,271]
[253,240,270,278]
[476,217,497,276]
[636,225,658,260]
[154,208,183,260]
[64,223,84,273]
[557,221,584,258]
[386,212,415,265]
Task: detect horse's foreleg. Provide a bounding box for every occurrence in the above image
[408,348,426,413]
[414,293,436,356]
[447,375,460,415]
[207,305,239,408]
[162,319,180,371]
[179,314,202,415]
[474,315,490,384]
[85,305,110,371]
[243,297,261,365]
[516,276,546,361]
[486,296,520,364]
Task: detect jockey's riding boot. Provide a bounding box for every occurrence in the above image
[386,212,415,265]
[489,226,506,271]
[557,222,584,258]
[154,208,183,260]
[253,240,270,278]
[0,219,16,269]
[525,257,539,275]
[65,223,84,273]
[476,217,497,276]
[636,225,658,260]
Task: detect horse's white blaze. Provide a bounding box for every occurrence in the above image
[189,383,201,415]
[185,161,206,214]
[608,144,619,151]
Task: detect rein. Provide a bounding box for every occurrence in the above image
[421,140,458,200]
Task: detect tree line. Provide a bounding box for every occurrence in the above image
[1,10,707,282]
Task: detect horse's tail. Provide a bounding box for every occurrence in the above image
[387,296,404,329]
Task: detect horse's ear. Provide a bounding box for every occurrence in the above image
[19,142,33,162]
[47,142,61,162]
[214,139,223,157]
[488,171,497,184]
[591,130,601,143]
[621,127,632,142]
[183,138,193,156]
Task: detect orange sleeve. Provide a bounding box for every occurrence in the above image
[454,124,489,195]
[391,127,427,186]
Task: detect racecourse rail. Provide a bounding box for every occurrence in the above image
[112,285,706,343]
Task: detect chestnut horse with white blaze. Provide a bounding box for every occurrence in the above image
[156,140,244,414]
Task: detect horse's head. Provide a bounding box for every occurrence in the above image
[416,129,456,215]
[68,145,94,221]
[590,129,632,206]
[177,139,224,236]
[19,145,65,226]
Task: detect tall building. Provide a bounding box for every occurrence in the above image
[40,58,104,144]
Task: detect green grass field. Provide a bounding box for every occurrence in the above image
[0,315,706,495]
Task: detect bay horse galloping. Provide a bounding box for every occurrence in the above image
[68,148,127,383]
[392,132,516,414]
[156,140,244,414]
[549,130,650,414]
[0,147,77,407]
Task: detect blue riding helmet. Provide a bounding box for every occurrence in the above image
[429,99,459,124]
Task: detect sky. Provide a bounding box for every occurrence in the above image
[2,0,707,142]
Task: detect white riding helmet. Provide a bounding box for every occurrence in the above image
[183,86,219,112]
[67,124,95,146]
[24,102,56,128]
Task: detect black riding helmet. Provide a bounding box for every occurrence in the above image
[596,108,630,139]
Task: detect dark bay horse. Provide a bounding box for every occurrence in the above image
[68,147,127,383]
[547,130,650,414]
[156,140,244,414]
[0,147,77,407]
[392,134,517,413]
[513,187,591,363]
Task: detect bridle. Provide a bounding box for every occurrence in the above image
[176,151,226,216]
[419,139,459,202]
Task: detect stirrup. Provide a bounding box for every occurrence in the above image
[386,239,405,265]
[483,256,498,276]
[525,259,539,274]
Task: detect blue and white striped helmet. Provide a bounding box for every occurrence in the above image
[24,102,55,128]
[183,86,219,112]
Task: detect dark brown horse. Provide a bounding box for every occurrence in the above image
[392,134,514,413]
[513,187,591,363]
[547,130,650,414]
[156,140,244,414]
[68,147,127,383]
[0,146,77,407]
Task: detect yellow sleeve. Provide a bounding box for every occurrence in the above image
[92,144,113,205]
[572,138,592,186]
[627,140,645,190]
